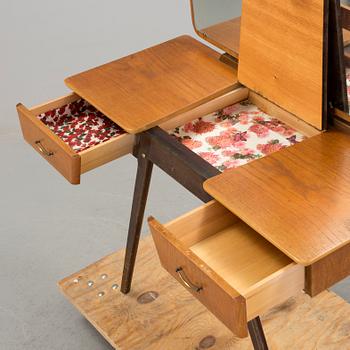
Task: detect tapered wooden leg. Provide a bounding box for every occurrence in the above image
[248,317,269,350]
[121,152,153,294]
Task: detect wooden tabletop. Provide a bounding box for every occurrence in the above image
[204,130,350,265]
[65,35,238,134]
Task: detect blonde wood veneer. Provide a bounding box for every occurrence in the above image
[204,130,350,266]
[16,87,250,183]
[65,35,238,134]
[238,0,325,130]
[149,201,304,336]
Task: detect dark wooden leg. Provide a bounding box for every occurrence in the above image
[248,317,269,350]
[121,149,153,294]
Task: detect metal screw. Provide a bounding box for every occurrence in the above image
[101,274,108,280]
[111,284,119,290]
[98,291,105,297]
[87,280,94,287]
[141,153,146,158]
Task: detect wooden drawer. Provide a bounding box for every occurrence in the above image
[148,201,304,338]
[17,93,134,184]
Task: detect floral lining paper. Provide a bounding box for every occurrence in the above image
[170,100,306,172]
[37,99,125,153]
[38,98,306,171]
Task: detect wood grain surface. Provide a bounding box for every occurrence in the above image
[238,0,325,129]
[59,236,350,349]
[17,103,81,184]
[65,35,238,134]
[204,130,350,265]
[200,18,241,59]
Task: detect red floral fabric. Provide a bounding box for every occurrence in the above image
[170,100,306,172]
[37,99,125,153]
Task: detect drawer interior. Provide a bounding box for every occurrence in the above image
[169,90,320,173]
[190,222,291,294]
[36,96,126,153]
[163,201,304,320]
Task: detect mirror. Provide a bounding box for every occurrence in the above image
[191,0,242,58]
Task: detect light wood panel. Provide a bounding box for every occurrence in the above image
[306,241,350,296]
[190,223,293,293]
[204,130,350,265]
[59,235,350,349]
[238,0,325,129]
[65,35,238,134]
[17,103,81,184]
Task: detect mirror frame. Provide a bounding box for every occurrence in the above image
[190,0,240,58]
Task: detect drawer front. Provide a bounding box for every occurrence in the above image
[149,217,248,338]
[17,103,81,184]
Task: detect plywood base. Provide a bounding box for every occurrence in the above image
[59,236,350,350]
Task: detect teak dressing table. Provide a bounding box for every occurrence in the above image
[16,0,350,349]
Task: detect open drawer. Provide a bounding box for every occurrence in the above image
[17,93,134,184]
[148,200,304,338]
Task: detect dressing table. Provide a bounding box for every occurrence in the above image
[16,0,350,349]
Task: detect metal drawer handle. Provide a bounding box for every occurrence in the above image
[176,267,203,293]
[35,141,53,157]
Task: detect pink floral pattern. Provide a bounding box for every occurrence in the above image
[37,99,125,153]
[170,100,306,172]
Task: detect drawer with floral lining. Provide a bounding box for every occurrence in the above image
[16,88,243,185]
[17,93,134,184]
[148,200,305,338]
[16,86,321,185]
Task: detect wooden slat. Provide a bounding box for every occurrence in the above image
[204,130,350,265]
[65,36,238,134]
[58,236,350,349]
[238,0,325,129]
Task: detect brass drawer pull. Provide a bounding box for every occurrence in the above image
[176,267,203,293]
[35,141,53,157]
